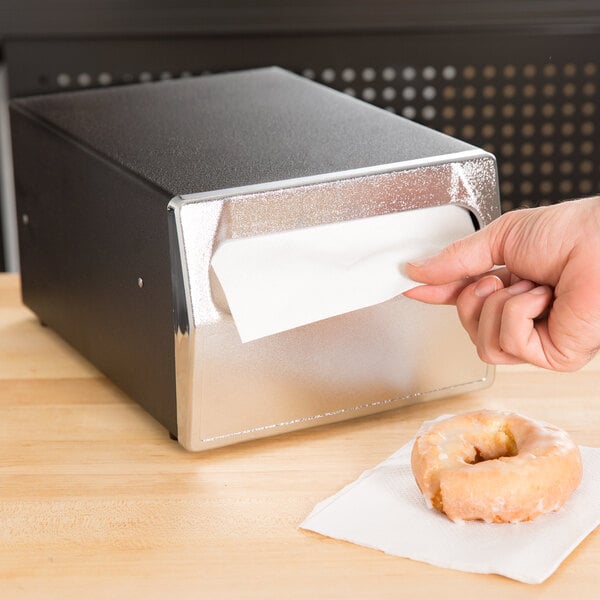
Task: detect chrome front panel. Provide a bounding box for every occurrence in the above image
[169,151,500,450]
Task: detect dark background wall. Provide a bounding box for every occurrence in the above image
[1,0,599,270]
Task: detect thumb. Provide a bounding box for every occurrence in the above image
[405,216,509,285]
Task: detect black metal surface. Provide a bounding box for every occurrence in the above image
[2,0,600,37]
[11,68,475,196]
[10,105,178,435]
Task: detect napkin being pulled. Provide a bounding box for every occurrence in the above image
[211,204,474,342]
[300,428,600,584]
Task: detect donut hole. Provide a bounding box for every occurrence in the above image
[471,447,488,464]
[466,426,518,464]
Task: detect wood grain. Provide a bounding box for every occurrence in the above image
[0,273,598,599]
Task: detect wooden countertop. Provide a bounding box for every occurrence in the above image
[1,273,598,598]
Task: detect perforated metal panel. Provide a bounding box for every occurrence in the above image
[4,31,600,218]
[304,61,599,213]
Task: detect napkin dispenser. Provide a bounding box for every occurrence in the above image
[10,67,500,451]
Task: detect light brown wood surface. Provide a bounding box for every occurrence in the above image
[1,273,598,599]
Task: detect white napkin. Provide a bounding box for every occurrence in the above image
[300,430,600,584]
[211,204,474,342]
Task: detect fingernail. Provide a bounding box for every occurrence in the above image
[407,257,430,268]
[529,285,549,295]
[474,276,500,298]
[507,279,536,295]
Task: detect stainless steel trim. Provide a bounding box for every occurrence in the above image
[170,149,490,209]
[198,372,494,444]
[0,64,20,272]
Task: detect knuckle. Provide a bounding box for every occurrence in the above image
[464,324,479,345]
[441,238,485,279]
[456,300,473,326]
[455,253,474,279]
[476,344,495,364]
[498,329,519,357]
[501,295,526,320]
[547,353,584,372]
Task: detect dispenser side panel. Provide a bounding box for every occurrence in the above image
[10,105,178,435]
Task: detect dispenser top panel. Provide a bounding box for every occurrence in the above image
[11,67,475,197]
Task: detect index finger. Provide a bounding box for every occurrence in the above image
[403,267,513,305]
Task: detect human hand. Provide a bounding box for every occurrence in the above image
[403,197,600,371]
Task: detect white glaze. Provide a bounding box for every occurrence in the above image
[412,410,582,523]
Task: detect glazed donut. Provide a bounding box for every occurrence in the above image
[411,410,582,523]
